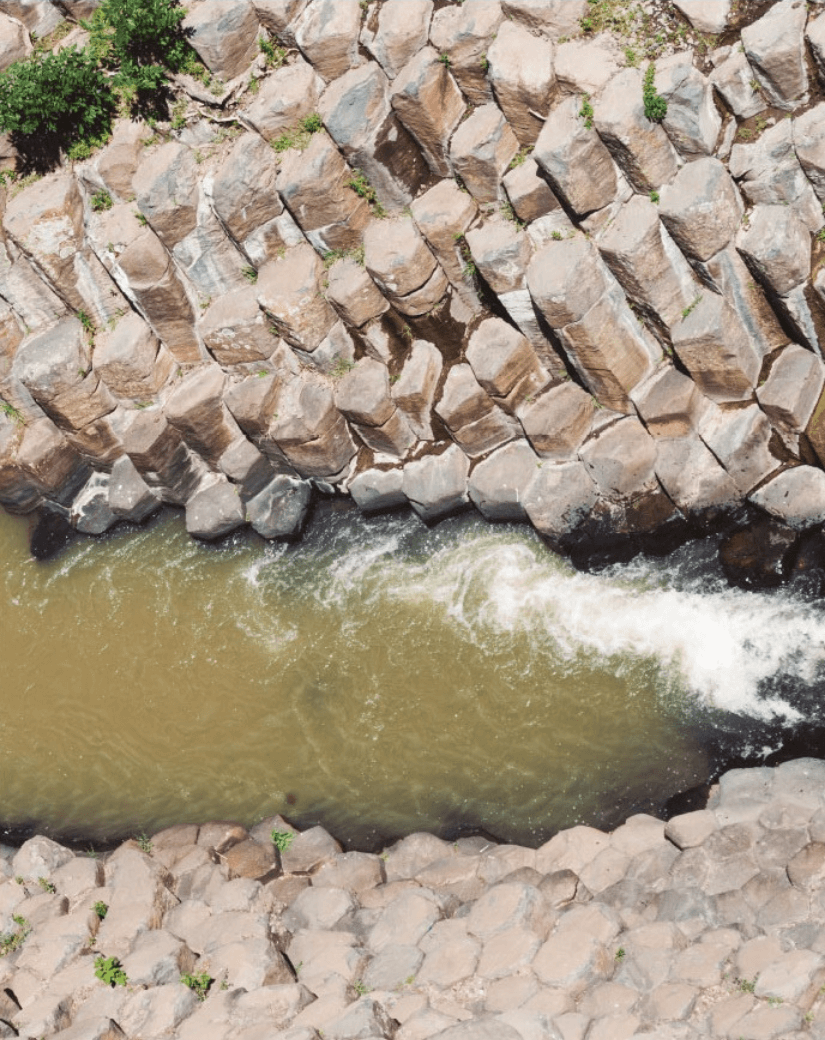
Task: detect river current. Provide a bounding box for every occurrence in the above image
[2,502,824,849]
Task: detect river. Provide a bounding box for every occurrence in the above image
[1,502,823,850]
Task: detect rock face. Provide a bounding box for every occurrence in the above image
[1,0,825,562]
[13,765,825,1040]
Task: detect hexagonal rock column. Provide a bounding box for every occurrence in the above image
[501,0,587,38]
[89,204,201,364]
[653,433,738,519]
[3,172,126,326]
[670,291,760,404]
[363,218,448,318]
[672,0,731,33]
[164,366,244,469]
[465,317,550,415]
[517,382,595,460]
[657,57,721,160]
[630,364,711,440]
[526,237,659,413]
[709,50,767,121]
[402,444,470,522]
[83,120,152,204]
[391,340,443,441]
[468,439,540,522]
[522,459,598,543]
[198,287,280,367]
[736,204,819,354]
[182,0,260,81]
[223,370,290,449]
[533,97,618,219]
[334,358,416,458]
[699,404,780,495]
[294,0,362,82]
[0,238,68,339]
[464,218,564,377]
[325,257,389,331]
[592,68,680,195]
[319,64,430,212]
[0,12,31,73]
[246,474,313,539]
[70,472,118,535]
[750,468,825,530]
[185,478,247,541]
[361,0,432,80]
[268,375,357,480]
[741,0,808,112]
[658,157,742,264]
[13,417,89,507]
[450,105,520,205]
[731,119,823,234]
[348,465,407,514]
[808,9,825,86]
[14,318,116,438]
[108,455,161,524]
[93,312,175,400]
[122,410,207,505]
[487,20,555,146]
[276,132,371,255]
[758,345,825,457]
[210,133,304,266]
[410,180,480,314]
[502,158,563,226]
[597,194,699,344]
[241,60,325,143]
[390,47,466,178]
[429,0,502,105]
[252,0,309,46]
[257,245,337,353]
[434,363,519,459]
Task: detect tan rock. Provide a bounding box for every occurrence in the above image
[294,0,361,82]
[741,0,808,111]
[200,287,279,365]
[325,257,388,328]
[0,11,32,72]
[362,0,432,79]
[555,35,622,96]
[94,312,174,398]
[410,179,479,310]
[242,59,324,143]
[502,158,562,225]
[502,0,586,38]
[466,316,549,413]
[435,362,518,458]
[164,365,241,466]
[133,142,199,249]
[391,46,466,177]
[450,104,519,204]
[269,374,356,478]
[659,157,743,263]
[517,382,594,459]
[257,244,337,351]
[89,119,151,202]
[211,132,283,246]
[183,0,261,81]
[429,0,503,105]
[487,20,555,145]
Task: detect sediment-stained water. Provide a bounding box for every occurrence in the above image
[1,503,823,848]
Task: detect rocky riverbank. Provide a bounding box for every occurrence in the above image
[3,1,825,577]
[5,760,825,1039]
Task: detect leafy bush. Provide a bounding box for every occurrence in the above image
[181,971,213,1000]
[85,0,191,95]
[94,955,128,987]
[0,46,114,165]
[271,828,295,852]
[642,64,667,122]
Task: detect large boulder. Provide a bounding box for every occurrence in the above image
[392,339,443,441]
[468,439,540,521]
[487,20,555,145]
[390,47,466,177]
[268,374,356,479]
[361,0,432,79]
[294,0,361,82]
[245,474,312,539]
[654,432,738,517]
[185,479,246,540]
[325,257,389,329]
[164,366,242,467]
[0,11,31,73]
[276,131,370,254]
[252,0,309,45]
[757,344,825,435]
[70,471,118,535]
[741,0,808,111]
[133,143,199,249]
[121,410,206,504]
[736,204,811,298]
[334,358,415,458]
[402,444,470,522]
[411,180,480,312]
[522,459,598,541]
[429,0,503,105]
[671,0,731,33]
[592,67,680,194]
[750,468,825,530]
[710,49,766,120]
[318,63,429,212]
[670,291,760,403]
[518,382,594,460]
[698,403,778,494]
[658,157,743,263]
[533,96,618,217]
[108,455,161,523]
[182,0,261,81]
[657,57,721,160]
[631,363,710,440]
[465,317,550,414]
[502,158,563,225]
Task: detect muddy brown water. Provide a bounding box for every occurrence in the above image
[1,502,821,850]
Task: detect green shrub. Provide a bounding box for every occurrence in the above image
[271,828,295,852]
[0,47,114,166]
[94,955,128,987]
[85,0,191,95]
[181,971,212,1000]
[642,64,667,122]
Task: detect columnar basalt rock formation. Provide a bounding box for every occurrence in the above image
[2,0,825,563]
[4,761,825,1039]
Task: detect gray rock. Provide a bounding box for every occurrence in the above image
[534,96,619,217]
[487,20,555,145]
[580,417,657,500]
[182,0,260,81]
[185,479,246,540]
[466,317,550,414]
[430,1019,523,1040]
[698,404,778,495]
[429,0,503,106]
[390,46,466,177]
[659,157,743,263]
[654,433,738,516]
[242,59,324,143]
[70,472,117,535]
[258,245,337,352]
[749,468,825,530]
[522,459,598,539]
[502,158,563,225]
[318,62,429,211]
[245,474,311,539]
[737,204,811,297]
[741,0,808,111]
[593,67,680,194]
[94,312,174,398]
[410,179,480,311]
[757,344,825,434]
[392,340,442,441]
[468,440,540,521]
[710,49,766,120]
[450,104,519,205]
[294,0,361,81]
[348,466,407,514]
[631,364,709,440]
[402,445,470,522]
[435,363,519,458]
[518,382,595,459]
[658,58,721,160]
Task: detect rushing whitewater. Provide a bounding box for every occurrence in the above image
[2,504,825,848]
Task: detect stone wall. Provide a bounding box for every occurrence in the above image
[3,1,825,562]
[5,760,825,1039]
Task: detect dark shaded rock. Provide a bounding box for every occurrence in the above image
[29,508,76,560]
[719,518,799,589]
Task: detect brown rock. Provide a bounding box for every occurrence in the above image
[242,59,324,142]
[390,47,466,177]
[164,366,240,466]
[487,20,556,145]
[518,382,595,459]
[450,104,519,204]
[200,287,280,366]
[133,143,199,249]
[257,244,337,351]
[294,0,361,81]
[94,312,174,399]
[429,0,503,105]
[182,0,261,81]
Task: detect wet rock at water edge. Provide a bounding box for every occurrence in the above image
[29,508,76,560]
[718,517,800,590]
